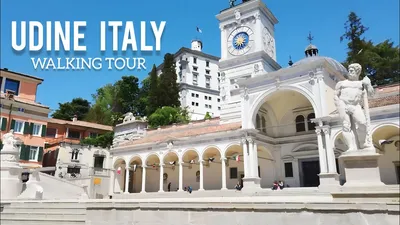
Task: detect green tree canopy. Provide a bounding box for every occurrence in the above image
[204,112,212,120]
[52,98,91,121]
[80,131,114,148]
[147,64,159,116]
[148,106,189,128]
[341,12,399,85]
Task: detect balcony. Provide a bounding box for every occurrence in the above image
[89,167,111,177]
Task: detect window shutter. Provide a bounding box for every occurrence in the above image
[29,123,34,135]
[23,122,30,134]
[38,147,44,162]
[19,144,26,160]
[41,125,47,137]
[0,140,3,151]
[24,145,31,160]
[10,119,16,130]
[1,118,7,131]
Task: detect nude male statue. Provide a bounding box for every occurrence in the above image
[334,63,375,152]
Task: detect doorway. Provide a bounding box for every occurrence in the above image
[299,159,320,187]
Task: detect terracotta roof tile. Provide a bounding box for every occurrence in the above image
[120,120,241,147]
[48,118,113,131]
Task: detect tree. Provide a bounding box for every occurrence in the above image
[148,106,189,128]
[115,76,140,114]
[147,64,159,116]
[158,53,180,108]
[204,112,212,120]
[341,12,399,85]
[80,131,114,148]
[135,77,151,117]
[52,98,91,121]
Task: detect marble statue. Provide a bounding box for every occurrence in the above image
[334,63,375,152]
[1,129,20,162]
[122,112,134,123]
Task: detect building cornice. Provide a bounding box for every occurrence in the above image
[219,51,281,71]
[180,83,219,95]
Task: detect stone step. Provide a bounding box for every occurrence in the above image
[1,212,86,220]
[4,202,87,209]
[0,218,85,225]
[2,207,85,214]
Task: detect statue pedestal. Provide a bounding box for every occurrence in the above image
[242,177,261,193]
[0,160,23,200]
[318,173,340,191]
[339,150,384,188]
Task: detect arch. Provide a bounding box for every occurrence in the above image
[128,155,143,165]
[224,143,242,159]
[249,85,319,130]
[201,145,223,160]
[163,151,179,164]
[295,115,306,132]
[113,157,126,168]
[371,123,400,136]
[94,149,106,156]
[182,149,199,163]
[144,153,161,166]
[257,145,274,160]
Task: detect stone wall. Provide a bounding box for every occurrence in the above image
[85,201,399,225]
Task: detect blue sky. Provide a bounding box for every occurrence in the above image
[1,0,399,113]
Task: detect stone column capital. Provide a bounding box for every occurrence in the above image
[142,165,147,168]
[315,128,322,135]
[220,157,227,161]
[198,159,204,163]
[125,166,130,170]
[241,137,247,144]
[246,137,254,144]
[322,127,330,135]
[159,163,165,167]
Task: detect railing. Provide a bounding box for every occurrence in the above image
[89,167,112,177]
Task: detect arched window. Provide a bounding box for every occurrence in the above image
[256,114,261,130]
[295,115,305,132]
[307,113,316,130]
[261,116,267,133]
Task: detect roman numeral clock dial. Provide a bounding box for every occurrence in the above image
[227,26,254,56]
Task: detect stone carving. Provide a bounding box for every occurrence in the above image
[254,64,259,73]
[334,63,375,152]
[241,87,249,100]
[220,87,227,99]
[234,9,241,21]
[1,130,20,162]
[122,112,134,123]
[220,72,226,83]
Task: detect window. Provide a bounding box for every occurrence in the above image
[262,116,267,133]
[218,98,220,102]
[295,115,306,132]
[206,70,210,75]
[307,113,316,130]
[192,102,195,106]
[17,108,25,112]
[205,104,208,108]
[284,162,294,177]
[32,124,42,136]
[71,149,80,161]
[195,102,199,106]
[193,74,198,85]
[67,166,81,174]
[29,146,39,161]
[4,78,20,95]
[94,156,105,168]
[256,114,261,130]
[208,96,212,100]
[218,107,221,110]
[196,94,199,98]
[206,77,211,88]
[46,128,57,138]
[230,167,238,179]
[193,66,198,72]
[0,117,7,131]
[68,130,81,139]
[192,93,195,97]
[204,96,208,100]
[206,61,210,67]
[89,132,98,138]
[193,57,197,64]
[13,120,24,133]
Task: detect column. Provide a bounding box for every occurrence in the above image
[316,128,328,173]
[178,161,183,191]
[159,163,164,192]
[199,160,204,191]
[140,166,146,193]
[108,169,115,196]
[253,141,259,178]
[247,138,255,177]
[241,138,250,178]
[221,157,227,190]
[323,127,337,173]
[124,166,130,194]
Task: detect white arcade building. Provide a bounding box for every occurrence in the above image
[110,0,399,195]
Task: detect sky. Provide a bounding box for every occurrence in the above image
[1,0,399,113]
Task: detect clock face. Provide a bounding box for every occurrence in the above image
[262,27,275,57]
[227,26,254,56]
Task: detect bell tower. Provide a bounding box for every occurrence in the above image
[217,0,281,123]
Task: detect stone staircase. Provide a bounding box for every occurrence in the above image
[0,201,86,225]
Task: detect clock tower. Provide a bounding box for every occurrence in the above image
[216,0,281,123]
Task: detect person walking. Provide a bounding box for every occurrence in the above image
[168,182,171,192]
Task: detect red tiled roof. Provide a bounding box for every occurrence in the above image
[120,120,242,146]
[48,118,113,131]
[369,94,400,108]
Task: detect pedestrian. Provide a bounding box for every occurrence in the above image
[188,186,192,194]
[235,182,242,191]
[278,181,284,190]
[168,182,171,192]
